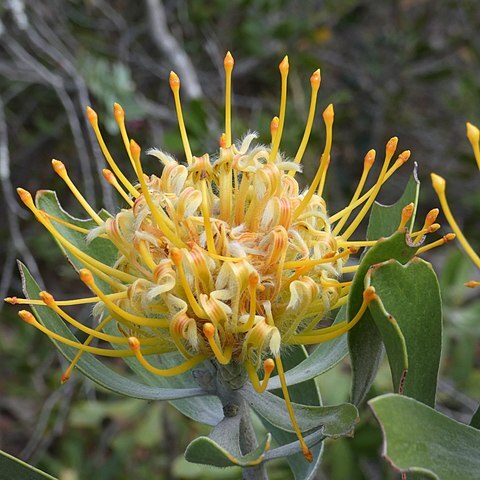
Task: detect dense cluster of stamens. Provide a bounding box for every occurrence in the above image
[6,53,454,461]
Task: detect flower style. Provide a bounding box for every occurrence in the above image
[431,122,480,288]
[6,53,451,461]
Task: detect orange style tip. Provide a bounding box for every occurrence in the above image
[128,336,141,352]
[113,102,124,119]
[169,71,180,90]
[364,149,376,168]
[170,247,183,264]
[402,203,415,217]
[426,208,440,223]
[219,133,227,148]
[249,272,259,286]
[51,159,66,174]
[323,103,334,123]
[39,291,55,306]
[310,69,321,89]
[4,296,17,304]
[263,358,275,373]
[348,246,360,254]
[428,223,441,233]
[398,150,411,163]
[203,323,215,338]
[86,106,98,124]
[386,136,398,154]
[444,233,456,242]
[465,280,480,288]
[363,286,376,302]
[466,122,479,143]
[19,310,36,324]
[279,55,289,75]
[79,269,94,284]
[224,51,234,70]
[270,116,279,137]
[16,188,33,205]
[303,448,313,463]
[61,372,70,384]
[102,169,114,182]
[430,173,446,194]
[130,139,141,158]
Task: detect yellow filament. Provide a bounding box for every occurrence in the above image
[6,292,126,306]
[113,103,138,174]
[171,250,209,320]
[237,277,258,333]
[416,233,456,255]
[288,68,321,176]
[62,315,114,382]
[200,179,217,254]
[129,337,206,376]
[283,249,350,270]
[341,265,359,274]
[330,295,349,310]
[341,139,398,240]
[52,160,103,225]
[86,107,139,198]
[431,173,480,268]
[329,151,407,224]
[274,354,312,462]
[42,294,154,345]
[224,52,234,147]
[80,270,169,328]
[42,211,102,236]
[169,72,193,165]
[203,323,232,365]
[245,359,275,393]
[138,241,157,271]
[466,122,480,170]
[102,168,134,206]
[19,310,160,357]
[289,287,375,344]
[332,150,375,235]
[130,141,183,248]
[269,56,289,163]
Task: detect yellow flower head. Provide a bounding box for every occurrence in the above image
[7,53,452,461]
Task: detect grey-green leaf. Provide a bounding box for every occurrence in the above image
[369,393,480,480]
[348,230,419,405]
[0,450,57,480]
[366,258,442,406]
[185,415,271,468]
[242,385,358,437]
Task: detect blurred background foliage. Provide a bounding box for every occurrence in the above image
[0,0,479,478]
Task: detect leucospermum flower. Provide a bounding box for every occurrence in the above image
[6,53,451,461]
[431,122,480,288]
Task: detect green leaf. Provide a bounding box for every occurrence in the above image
[348,169,420,406]
[185,416,271,468]
[471,404,480,429]
[348,230,419,405]
[242,385,358,437]
[19,262,205,401]
[0,450,57,480]
[366,258,442,406]
[369,394,480,479]
[267,307,348,390]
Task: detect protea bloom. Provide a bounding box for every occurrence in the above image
[431,122,480,288]
[6,53,449,461]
